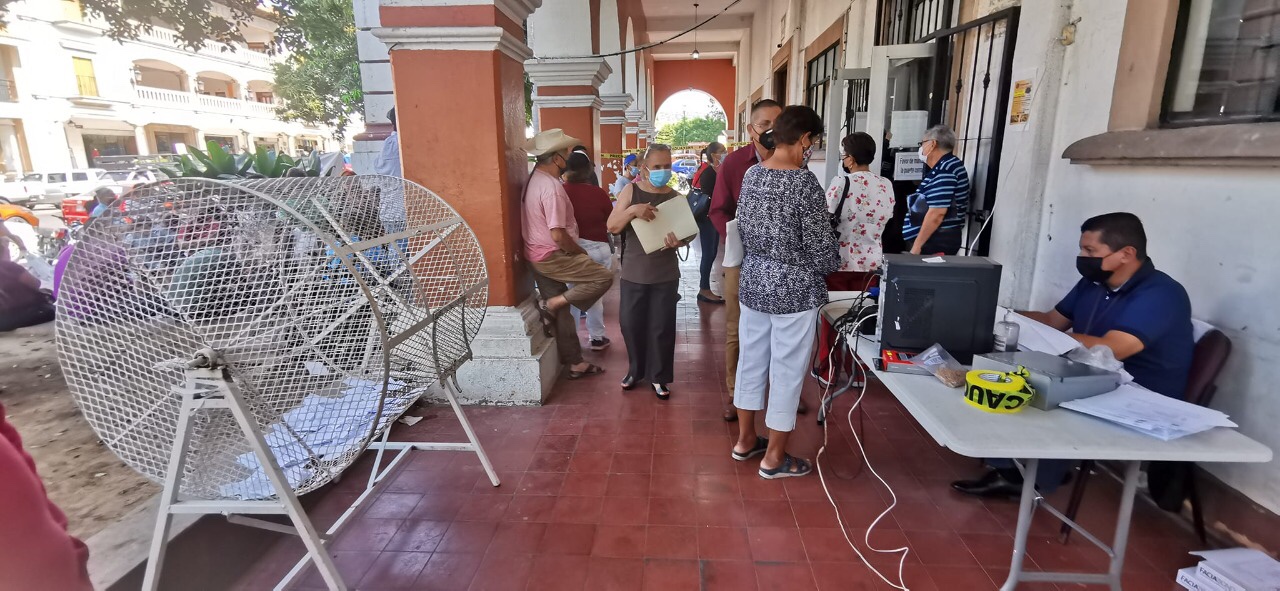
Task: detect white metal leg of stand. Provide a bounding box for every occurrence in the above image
[1001,459,1141,591]
[143,368,346,591]
[275,373,500,589]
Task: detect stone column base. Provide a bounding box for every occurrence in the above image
[421,297,560,406]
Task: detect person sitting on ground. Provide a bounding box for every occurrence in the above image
[610,154,638,197]
[904,124,969,255]
[732,105,840,479]
[0,258,54,332]
[813,132,896,385]
[607,143,688,400]
[562,151,615,352]
[0,401,92,590]
[952,212,1194,498]
[522,129,614,380]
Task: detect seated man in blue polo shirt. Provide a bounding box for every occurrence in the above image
[952,212,1194,498]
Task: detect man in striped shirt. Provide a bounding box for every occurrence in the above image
[904,125,969,255]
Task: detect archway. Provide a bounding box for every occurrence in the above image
[652,59,736,136]
[653,89,728,149]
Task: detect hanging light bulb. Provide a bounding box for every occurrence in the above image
[691,3,700,60]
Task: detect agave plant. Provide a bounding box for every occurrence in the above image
[161,141,324,179]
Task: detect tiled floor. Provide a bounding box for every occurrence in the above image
[233,261,1198,590]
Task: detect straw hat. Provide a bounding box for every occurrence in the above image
[524,129,581,157]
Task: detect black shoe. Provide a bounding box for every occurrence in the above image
[620,375,638,390]
[590,337,611,351]
[951,469,1023,499]
[653,383,671,400]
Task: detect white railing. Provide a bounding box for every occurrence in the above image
[135,86,192,106]
[135,26,275,71]
[137,87,279,119]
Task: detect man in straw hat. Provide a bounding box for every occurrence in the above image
[523,129,614,379]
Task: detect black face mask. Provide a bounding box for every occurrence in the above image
[1076,255,1114,284]
[758,129,776,151]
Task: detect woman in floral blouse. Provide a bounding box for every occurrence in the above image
[812,132,895,384]
[731,105,840,479]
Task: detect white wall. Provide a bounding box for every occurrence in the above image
[989,0,1280,513]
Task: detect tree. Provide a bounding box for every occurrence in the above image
[272,0,362,139]
[655,113,727,147]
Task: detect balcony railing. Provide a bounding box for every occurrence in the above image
[136,85,280,119]
[0,78,15,102]
[136,27,275,70]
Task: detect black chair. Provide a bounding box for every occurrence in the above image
[1059,329,1232,544]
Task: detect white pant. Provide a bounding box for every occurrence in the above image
[571,238,613,340]
[734,304,819,432]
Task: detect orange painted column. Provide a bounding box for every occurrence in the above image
[598,93,631,189]
[526,59,611,165]
[374,6,535,308]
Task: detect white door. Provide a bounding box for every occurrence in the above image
[822,68,870,182]
[865,43,935,178]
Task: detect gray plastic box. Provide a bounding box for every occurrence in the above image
[972,351,1122,410]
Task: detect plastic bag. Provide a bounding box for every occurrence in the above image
[910,343,968,388]
[1066,345,1134,383]
[23,253,55,292]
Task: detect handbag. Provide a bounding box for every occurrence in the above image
[687,187,711,221]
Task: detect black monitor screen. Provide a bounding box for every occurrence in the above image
[878,254,1002,364]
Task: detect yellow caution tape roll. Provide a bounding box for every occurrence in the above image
[964,367,1036,414]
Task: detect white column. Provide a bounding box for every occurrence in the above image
[134,125,152,155]
[0,123,21,172]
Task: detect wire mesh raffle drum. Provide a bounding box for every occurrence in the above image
[55,176,488,500]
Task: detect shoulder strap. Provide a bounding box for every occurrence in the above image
[833,175,852,222]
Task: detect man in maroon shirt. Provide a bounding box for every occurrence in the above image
[0,402,93,590]
[709,99,795,422]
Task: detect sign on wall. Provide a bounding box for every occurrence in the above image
[894,151,924,181]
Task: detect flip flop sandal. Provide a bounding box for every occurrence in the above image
[731,436,769,461]
[696,294,725,304]
[567,363,605,380]
[535,298,554,337]
[758,455,812,480]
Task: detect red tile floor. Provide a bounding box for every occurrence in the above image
[234,264,1198,590]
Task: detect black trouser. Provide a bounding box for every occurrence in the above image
[696,217,718,291]
[908,226,963,256]
[0,299,55,332]
[619,279,679,385]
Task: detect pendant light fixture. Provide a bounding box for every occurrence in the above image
[691,3,700,59]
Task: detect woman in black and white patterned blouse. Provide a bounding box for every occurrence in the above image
[730,105,840,479]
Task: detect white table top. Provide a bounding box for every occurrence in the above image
[853,337,1273,463]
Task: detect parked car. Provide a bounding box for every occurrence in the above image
[672,158,700,179]
[0,175,42,206]
[25,168,111,207]
[1,201,40,260]
[102,168,164,190]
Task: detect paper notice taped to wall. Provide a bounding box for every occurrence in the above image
[1009,78,1034,129]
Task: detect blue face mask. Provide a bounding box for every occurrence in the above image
[648,169,672,187]
[628,166,639,176]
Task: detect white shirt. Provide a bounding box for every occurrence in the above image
[375,132,401,178]
[825,171,895,272]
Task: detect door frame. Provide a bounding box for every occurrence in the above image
[866,42,935,176]
[823,67,870,182]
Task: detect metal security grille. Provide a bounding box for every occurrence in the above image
[876,0,954,46]
[924,7,1020,256]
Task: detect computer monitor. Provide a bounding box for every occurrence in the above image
[877,254,1002,364]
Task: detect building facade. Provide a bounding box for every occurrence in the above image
[360,0,1279,547]
[0,0,338,174]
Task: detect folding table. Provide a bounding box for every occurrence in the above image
[849,337,1272,590]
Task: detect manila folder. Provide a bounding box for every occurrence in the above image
[630,195,700,254]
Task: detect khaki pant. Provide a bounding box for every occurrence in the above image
[724,265,741,395]
[530,250,615,366]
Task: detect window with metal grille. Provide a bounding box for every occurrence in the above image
[875,0,954,46]
[1164,0,1280,126]
[805,44,838,122]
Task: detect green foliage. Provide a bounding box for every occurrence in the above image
[525,73,534,126]
[655,113,728,147]
[160,141,320,179]
[272,0,362,139]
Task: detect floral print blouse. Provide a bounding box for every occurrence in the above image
[825,171,895,272]
[737,166,840,315]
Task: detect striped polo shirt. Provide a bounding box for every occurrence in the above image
[903,152,970,241]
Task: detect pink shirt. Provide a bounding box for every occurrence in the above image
[522,169,579,262]
[826,171,895,272]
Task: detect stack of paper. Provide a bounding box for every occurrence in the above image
[1183,548,1280,591]
[1059,384,1237,440]
[994,306,1081,356]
